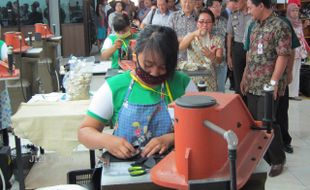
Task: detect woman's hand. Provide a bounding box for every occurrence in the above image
[201,46,216,62]
[101,39,123,59]
[303,19,309,29]
[227,55,233,70]
[193,29,207,38]
[141,133,174,157]
[106,136,136,159]
[114,39,123,49]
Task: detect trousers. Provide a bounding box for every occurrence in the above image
[247,93,286,165]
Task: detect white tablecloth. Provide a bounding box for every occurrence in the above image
[12,99,90,155]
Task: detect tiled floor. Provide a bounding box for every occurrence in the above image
[7,96,310,190]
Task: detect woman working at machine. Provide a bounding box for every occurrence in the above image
[101,13,138,69]
[79,25,197,159]
[0,27,12,146]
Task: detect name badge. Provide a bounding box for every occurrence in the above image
[257,43,263,55]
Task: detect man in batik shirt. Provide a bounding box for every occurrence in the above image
[168,0,197,62]
[241,0,292,177]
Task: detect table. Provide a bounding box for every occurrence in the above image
[11,95,92,190]
[12,98,90,154]
[91,61,112,74]
[12,60,112,153]
[11,60,111,190]
[101,162,172,190]
[100,160,268,190]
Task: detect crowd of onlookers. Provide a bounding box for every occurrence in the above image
[94,0,181,48]
[96,0,308,94]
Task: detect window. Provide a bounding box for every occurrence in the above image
[60,0,84,23]
[0,0,48,26]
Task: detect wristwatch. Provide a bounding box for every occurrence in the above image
[270,80,278,86]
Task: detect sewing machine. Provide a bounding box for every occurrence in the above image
[4,32,31,53]
[33,23,62,44]
[35,23,54,39]
[0,61,19,80]
[4,23,62,98]
[151,92,274,190]
[0,44,20,80]
[97,90,274,190]
[32,23,62,93]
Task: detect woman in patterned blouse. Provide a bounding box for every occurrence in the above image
[286,3,310,100]
[179,8,223,91]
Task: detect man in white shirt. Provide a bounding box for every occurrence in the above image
[140,0,172,28]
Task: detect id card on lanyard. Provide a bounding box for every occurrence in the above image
[257,35,263,55]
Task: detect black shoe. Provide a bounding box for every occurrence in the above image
[289,97,302,101]
[269,163,284,177]
[283,144,294,154]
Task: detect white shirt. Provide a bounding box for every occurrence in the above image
[89,78,197,121]
[101,35,114,53]
[1,43,8,61]
[142,9,172,27]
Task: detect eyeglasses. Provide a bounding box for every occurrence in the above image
[198,20,213,24]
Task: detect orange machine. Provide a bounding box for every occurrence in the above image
[151,92,273,190]
[4,32,31,53]
[0,61,20,79]
[34,23,54,39]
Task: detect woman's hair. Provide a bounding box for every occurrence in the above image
[286,3,302,28]
[96,0,107,16]
[135,25,179,77]
[206,0,222,8]
[113,13,131,32]
[112,1,126,11]
[196,8,215,23]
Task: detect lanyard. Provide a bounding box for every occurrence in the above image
[118,38,128,49]
[130,73,173,102]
